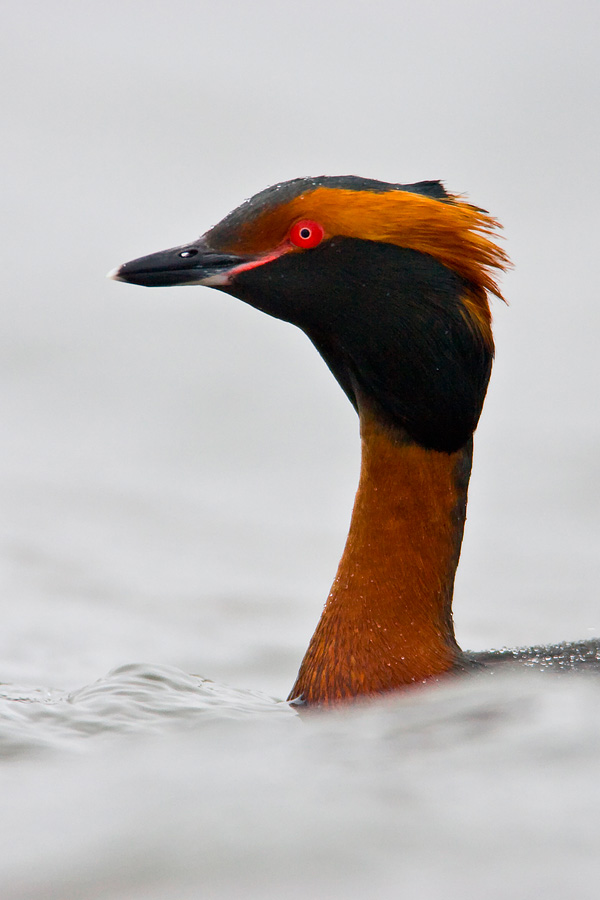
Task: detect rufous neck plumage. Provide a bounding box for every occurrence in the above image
[288,402,472,705]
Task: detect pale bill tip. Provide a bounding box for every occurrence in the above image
[106,265,124,281]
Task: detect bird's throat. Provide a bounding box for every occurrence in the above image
[288,407,471,705]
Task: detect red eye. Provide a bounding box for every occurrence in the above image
[289,219,325,249]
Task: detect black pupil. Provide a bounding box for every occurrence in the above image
[299,227,311,239]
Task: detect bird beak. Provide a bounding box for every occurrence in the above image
[107,240,251,288]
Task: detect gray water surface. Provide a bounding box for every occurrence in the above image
[2,665,600,899]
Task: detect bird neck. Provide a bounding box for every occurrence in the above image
[288,405,471,706]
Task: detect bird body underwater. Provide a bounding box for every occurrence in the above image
[111,175,600,706]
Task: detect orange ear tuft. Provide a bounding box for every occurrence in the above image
[221,186,509,308]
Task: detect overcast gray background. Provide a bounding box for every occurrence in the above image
[1,0,599,688]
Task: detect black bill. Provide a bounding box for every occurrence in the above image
[108,240,248,287]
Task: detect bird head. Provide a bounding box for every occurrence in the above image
[111,175,508,452]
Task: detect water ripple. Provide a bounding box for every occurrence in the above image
[0,663,294,754]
